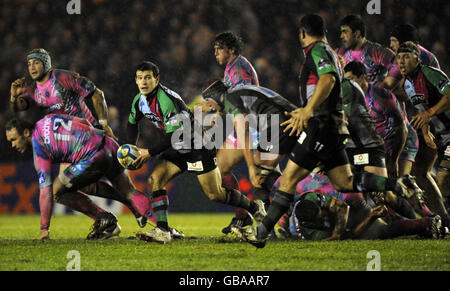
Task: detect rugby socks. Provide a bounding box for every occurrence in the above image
[223,174,248,220]
[57,191,106,220]
[225,189,253,211]
[88,181,142,219]
[130,190,157,225]
[151,190,170,231]
[257,190,293,240]
[383,217,432,239]
[353,172,400,193]
[407,198,434,217]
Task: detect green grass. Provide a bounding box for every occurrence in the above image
[0,214,449,271]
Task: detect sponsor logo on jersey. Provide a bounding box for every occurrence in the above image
[187,161,204,172]
[438,80,450,92]
[354,153,369,165]
[317,58,331,70]
[410,94,426,105]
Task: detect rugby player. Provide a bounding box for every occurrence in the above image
[125,61,266,244]
[337,15,397,87]
[397,41,450,218]
[5,115,158,240]
[291,191,443,241]
[9,48,147,229]
[212,31,261,233]
[230,14,423,248]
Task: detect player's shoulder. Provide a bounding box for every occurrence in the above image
[236,55,255,68]
[370,83,387,94]
[366,40,394,54]
[52,69,79,79]
[421,64,448,79]
[159,84,183,101]
[131,92,142,104]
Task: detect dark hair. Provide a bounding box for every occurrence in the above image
[299,14,326,37]
[295,199,320,222]
[5,118,35,134]
[344,60,367,77]
[135,61,159,78]
[390,24,419,44]
[340,15,366,37]
[214,31,243,55]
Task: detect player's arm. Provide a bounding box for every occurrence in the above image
[234,113,261,187]
[282,73,336,136]
[384,94,407,178]
[350,205,387,238]
[32,142,53,240]
[322,197,349,241]
[133,131,174,169]
[91,88,118,141]
[411,67,450,128]
[411,91,450,128]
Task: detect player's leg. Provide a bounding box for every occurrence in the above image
[324,145,423,200]
[216,146,251,226]
[136,157,183,244]
[236,159,310,246]
[378,216,443,239]
[53,159,121,239]
[80,180,147,227]
[109,171,157,227]
[412,140,447,216]
[253,151,283,209]
[436,166,450,212]
[196,167,266,222]
[363,164,416,219]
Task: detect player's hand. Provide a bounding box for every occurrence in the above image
[422,129,437,150]
[39,229,50,240]
[248,165,263,188]
[370,205,387,218]
[132,147,151,169]
[410,111,432,129]
[10,77,26,100]
[197,100,219,113]
[281,107,313,137]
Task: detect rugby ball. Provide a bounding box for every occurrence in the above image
[117,144,141,170]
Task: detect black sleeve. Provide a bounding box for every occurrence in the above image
[126,121,140,145]
[148,131,173,156]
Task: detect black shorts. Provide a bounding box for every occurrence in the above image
[257,126,298,156]
[161,148,218,175]
[346,146,386,170]
[59,136,124,191]
[288,118,349,172]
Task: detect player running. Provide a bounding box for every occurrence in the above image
[199,80,298,212]
[212,31,261,233]
[124,61,266,244]
[5,114,158,240]
[230,14,423,248]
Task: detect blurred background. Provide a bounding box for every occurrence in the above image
[0,0,448,214]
